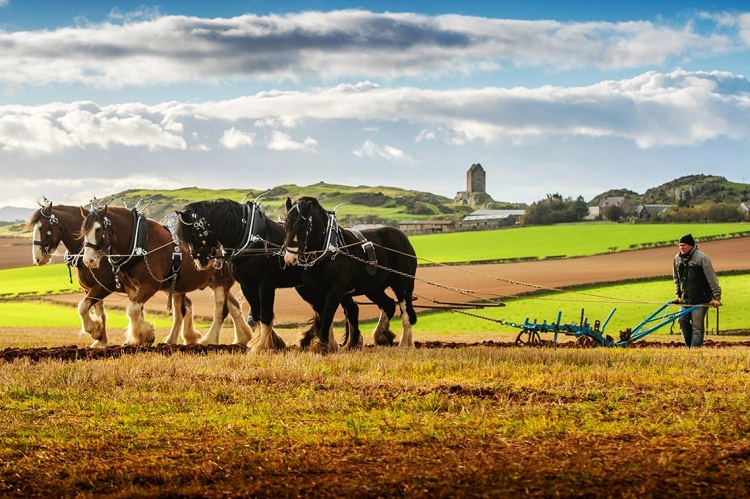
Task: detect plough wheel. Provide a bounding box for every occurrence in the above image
[515,329,542,347]
[576,335,595,348]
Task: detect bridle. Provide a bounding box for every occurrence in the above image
[33,205,59,257]
[284,202,312,261]
[82,210,112,253]
[177,211,220,265]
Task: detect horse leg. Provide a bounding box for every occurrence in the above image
[369,291,397,346]
[161,292,185,344]
[225,292,254,345]
[397,297,417,348]
[249,284,286,351]
[240,283,260,334]
[310,291,344,354]
[198,286,227,345]
[79,294,108,348]
[340,296,362,350]
[124,301,155,346]
[180,294,203,345]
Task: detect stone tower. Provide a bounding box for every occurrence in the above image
[466,163,486,193]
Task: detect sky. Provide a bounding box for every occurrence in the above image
[1,0,749,209]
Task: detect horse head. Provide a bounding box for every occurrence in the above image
[283,196,320,266]
[81,205,112,269]
[27,199,61,265]
[175,205,221,269]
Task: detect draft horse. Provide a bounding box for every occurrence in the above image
[81,204,252,346]
[175,198,361,352]
[283,196,417,353]
[27,202,123,347]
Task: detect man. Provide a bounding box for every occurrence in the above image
[673,233,722,347]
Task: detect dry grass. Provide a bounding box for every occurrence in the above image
[1,340,750,496]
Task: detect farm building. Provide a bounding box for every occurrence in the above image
[398,220,456,235]
[635,204,674,220]
[459,209,526,230]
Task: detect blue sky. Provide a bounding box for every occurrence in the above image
[1,0,749,209]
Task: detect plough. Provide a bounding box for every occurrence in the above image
[511,301,705,347]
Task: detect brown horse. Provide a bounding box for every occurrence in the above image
[80,204,252,346]
[27,203,202,346]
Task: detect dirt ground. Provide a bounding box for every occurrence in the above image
[4,236,750,496]
[7,235,749,325]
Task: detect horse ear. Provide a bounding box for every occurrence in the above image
[285,197,293,211]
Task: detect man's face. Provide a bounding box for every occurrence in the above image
[678,242,693,255]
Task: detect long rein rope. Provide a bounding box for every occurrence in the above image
[293,235,666,307]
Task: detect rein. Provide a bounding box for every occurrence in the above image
[287,202,373,269]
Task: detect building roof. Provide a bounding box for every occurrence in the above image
[462,209,525,222]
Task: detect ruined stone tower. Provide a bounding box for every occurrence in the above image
[466,163,486,193]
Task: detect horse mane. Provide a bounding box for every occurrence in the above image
[81,208,104,233]
[24,204,88,231]
[177,198,245,240]
[24,208,45,230]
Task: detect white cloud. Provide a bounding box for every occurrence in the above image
[353,139,412,161]
[220,127,256,149]
[0,10,744,87]
[265,130,317,152]
[6,175,185,210]
[1,69,749,158]
[0,102,186,154]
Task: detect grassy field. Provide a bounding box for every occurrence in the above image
[410,222,749,263]
[2,224,750,496]
[2,273,748,346]
[1,346,749,496]
[415,273,750,337]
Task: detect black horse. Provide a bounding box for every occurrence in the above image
[175,198,364,352]
[283,196,417,353]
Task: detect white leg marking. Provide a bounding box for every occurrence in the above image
[198,287,225,345]
[398,300,414,348]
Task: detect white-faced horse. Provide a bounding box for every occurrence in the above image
[80,204,252,346]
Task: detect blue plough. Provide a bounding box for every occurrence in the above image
[511,301,704,347]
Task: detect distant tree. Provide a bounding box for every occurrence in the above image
[523,193,588,225]
[603,205,624,222]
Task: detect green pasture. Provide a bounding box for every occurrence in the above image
[0,264,82,298]
[415,273,750,336]
[410,222,748,263]
[3,274,747,338]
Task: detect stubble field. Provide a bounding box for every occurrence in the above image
[1,236,749,496]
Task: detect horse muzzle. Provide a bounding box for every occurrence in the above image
[283,247,299,266]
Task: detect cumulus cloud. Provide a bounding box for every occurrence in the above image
[0,10,744,87]
[265,130,317,153]
[0,101,186,154]
[1,69,748,155]
[7,175,185,211]
[220,127,256,149]
[353,139,412,161]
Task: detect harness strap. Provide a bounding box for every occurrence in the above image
[348,228,378,276]
[325,212,342,251]
[108,209,148,270]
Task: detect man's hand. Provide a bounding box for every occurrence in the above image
[709,299,722,308]
[673,295,682,304]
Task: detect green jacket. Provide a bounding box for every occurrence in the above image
[673,246,721,305]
